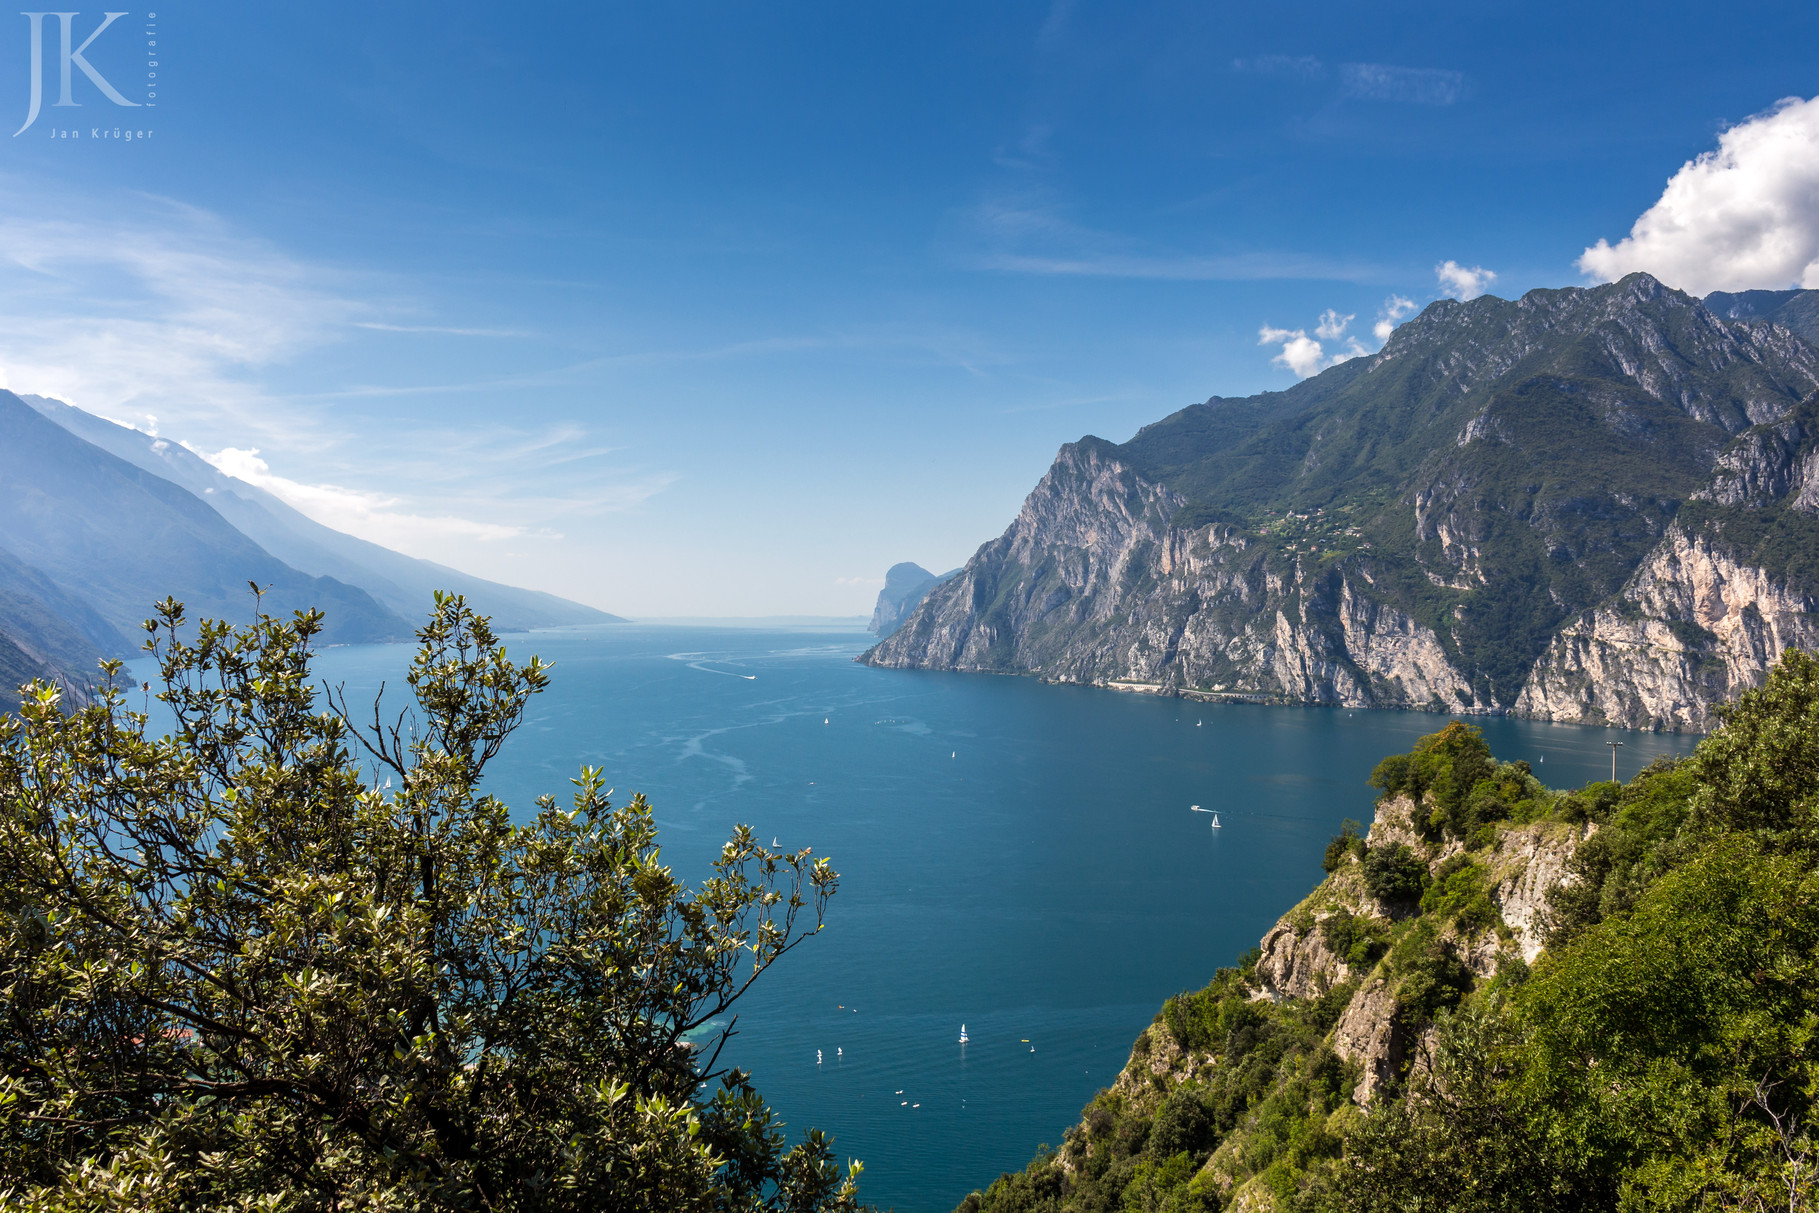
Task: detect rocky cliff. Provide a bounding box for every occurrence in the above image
[868,276,1819,730]
[958,740,1600,1213]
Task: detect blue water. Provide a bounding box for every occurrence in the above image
[131,622,1698,1212]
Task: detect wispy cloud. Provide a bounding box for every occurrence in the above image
[1231,56,1466,105]
[195,445,533,545]
[0,194,361,448]
[0,186,676,563]
[1231,54,1327,82]
[957,194,1380,282]
[354,321,530,338]
[1338,63,1466,106]
[1314,308,1354,339]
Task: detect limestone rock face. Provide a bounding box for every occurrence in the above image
[1516,527,1819,731]
[1252,920,1349,1003]
[1332,978,1405,1105]
[865,441,1476,711]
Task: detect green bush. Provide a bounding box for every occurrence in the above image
[0,597,858,1213]
[1148,1090,1215,1160]
[1368,721,1497,841]
[1362,842,1429,905]
[1319,908,1388,969]
[1389,921,1474,1026]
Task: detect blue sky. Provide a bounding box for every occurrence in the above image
[3,2,1818,615]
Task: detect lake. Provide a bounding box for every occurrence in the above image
[138,621,1698,1212]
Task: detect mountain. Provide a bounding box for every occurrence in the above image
[0,391,406,646]
[20,395,625,631]
[866,274,1819,731]
[868,562,960,637]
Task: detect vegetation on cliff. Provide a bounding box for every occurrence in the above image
[959,650,1819,1213]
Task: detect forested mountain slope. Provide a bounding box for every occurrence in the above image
[867,274,1819,730]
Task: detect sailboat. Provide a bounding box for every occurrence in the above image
[1210,812,1222,829]
[958,1024,969,1044]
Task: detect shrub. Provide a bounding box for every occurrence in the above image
[0,596,857,1212]
[1389,922,1474,1025]
[1320,907,1390,969]
[1322,819,1366,873]
[1419,855,1499,934]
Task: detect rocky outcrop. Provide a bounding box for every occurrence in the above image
[1252,919,1349,1004]
[1483,822,1584,962]
[867,562,958,637]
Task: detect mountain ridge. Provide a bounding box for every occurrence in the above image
[19,395,624,632]
[865,275,1819,730]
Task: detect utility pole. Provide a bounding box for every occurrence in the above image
[1607,739,1624,782]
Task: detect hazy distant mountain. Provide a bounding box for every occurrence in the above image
[0,391,405,645]
[868,562,960,637]
[1703,288,1819,348]
[20,395,625,631]
[0,543,130,706]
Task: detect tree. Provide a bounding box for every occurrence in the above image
[0,593,861,1212]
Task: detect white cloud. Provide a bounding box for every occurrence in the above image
[1578,95,1819,295]
[1373,294,1418,341]
[1436,260,1497,300]
[1314,309,1353,339]
[1259,325,1328,377]
[1262,296,1422,379]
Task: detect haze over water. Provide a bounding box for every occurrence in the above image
[187,623,1697,1213]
